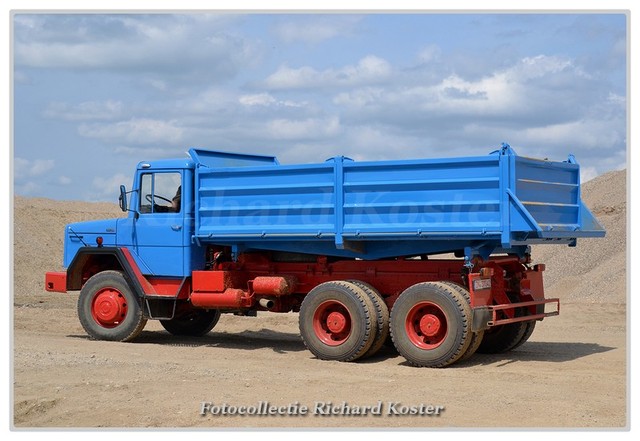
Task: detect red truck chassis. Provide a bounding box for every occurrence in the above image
[46,246,558,367]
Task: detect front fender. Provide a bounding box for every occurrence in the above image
[66,247,153,298]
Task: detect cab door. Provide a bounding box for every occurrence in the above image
[128,171,184,276]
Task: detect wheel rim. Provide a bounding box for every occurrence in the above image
[312,300,352,346]
[405,301,448,349]
[91,287,128,328]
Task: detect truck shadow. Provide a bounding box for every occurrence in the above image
[133,329,306,354]
[448,341,618,368]
[67,334,616,366]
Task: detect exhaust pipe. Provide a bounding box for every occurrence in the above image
[258,297,275,309]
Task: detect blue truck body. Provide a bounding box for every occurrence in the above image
[193,144,604,261]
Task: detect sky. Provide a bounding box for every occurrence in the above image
[12,12,627,202]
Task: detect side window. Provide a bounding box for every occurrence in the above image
[139,172,181,214]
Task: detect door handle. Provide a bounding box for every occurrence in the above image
[171,225,182,231]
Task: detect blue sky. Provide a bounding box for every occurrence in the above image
[12,13,627,201]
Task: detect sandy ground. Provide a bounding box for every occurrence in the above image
[11,169,629,430]
[13,299,626,429]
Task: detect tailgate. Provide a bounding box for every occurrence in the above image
[511,156,605,239]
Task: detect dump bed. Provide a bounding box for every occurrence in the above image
[191,145,604,260]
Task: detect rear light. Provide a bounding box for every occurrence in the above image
[479,267,494,278]
[96,236,104,247]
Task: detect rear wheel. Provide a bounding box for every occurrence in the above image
[299,281,376,362]
[160,309,221,336]
[511,320,536,351]
[438,281,484,362]
[390,282,472,367]
[460,329,485,361]
[77,270,147,341]
[476,319,528,354]
[348,280,389,359]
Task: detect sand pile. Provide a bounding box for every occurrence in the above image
[12,197,124,304]
[12,169,626,305]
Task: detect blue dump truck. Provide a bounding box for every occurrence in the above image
[45,143,605,367]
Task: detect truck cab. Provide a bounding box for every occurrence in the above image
[60,158,201,281]
[116,157,203,278]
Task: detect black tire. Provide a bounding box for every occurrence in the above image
[77,270,147,342]
[299,281,376,362]
[438,281,484,362]
[390,282,472,368]
[348,280,389,359]
[510,320,536,351]
[476,319,528,354]
[460,329,485,361]
[160,309,221,336]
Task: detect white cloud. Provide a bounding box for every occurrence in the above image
[14,15,257,82]
[239,93,277,107]
[239,93,304,108]
[504,55,577,81]
[174,87,239,114]
[30,159,55,176]
[92,173,130,199]
[58,176,72,185]
[44,100,123,121]
[340,126,422,161]
[266,116,341,140]
[15,181,40,195]
[18,40,141,69]
[580,166,598,183]
[335,54,602,124]
[14,157,55,177]
[327,52,626,179]
[145,79,168,91]
[113,146,177,158]
[272,16,361,44]
[13,158,76,196]
[274,21,340,44]
[605,92,625,108]
[78,118,184,145]
[333,87,384,108]
[520,119,623,151]
[264,55,392,90]
[417,44,441,63]
[14,70,30,84]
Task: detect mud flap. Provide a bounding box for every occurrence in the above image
[472,307,492,332]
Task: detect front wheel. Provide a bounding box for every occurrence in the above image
[160,309,221,336]
[77,271,147,341]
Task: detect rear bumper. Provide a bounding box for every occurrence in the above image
[45,272,67,293]
[472,298,560,332]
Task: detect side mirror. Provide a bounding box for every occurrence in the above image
[118,185,128,212]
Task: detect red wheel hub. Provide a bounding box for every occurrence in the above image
[326,311,347,333]
[91,288,128,328]
[419,313,441,337]
[406,301,448,349]
[312,300,352,346]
